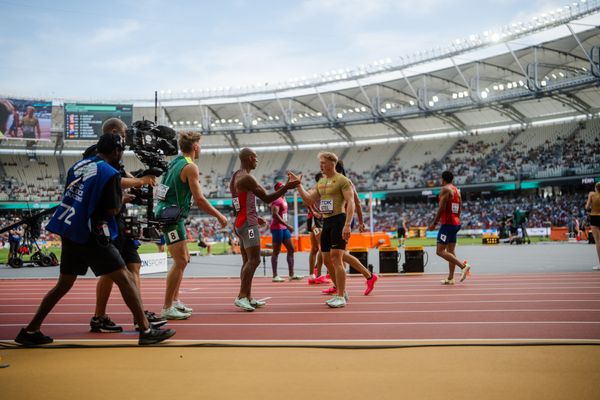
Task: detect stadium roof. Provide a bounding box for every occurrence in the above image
[1,2,600,155]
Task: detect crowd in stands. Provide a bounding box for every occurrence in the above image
[372,192,588,232]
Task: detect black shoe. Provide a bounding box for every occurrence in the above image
[138,328,176,345]
[134,310,168,330]
[15,328,53,346]
[90,315,123,333]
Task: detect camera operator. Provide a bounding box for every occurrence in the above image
[84,118,167,333]
[15,133,175,345]
[156,131,228,320]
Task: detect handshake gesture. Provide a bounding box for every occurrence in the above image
[284,171,302,190]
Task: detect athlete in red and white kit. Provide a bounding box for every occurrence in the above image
[427,170,471,285]
[230,148,301,311]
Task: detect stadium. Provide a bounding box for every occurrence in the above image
[0,1,599,399]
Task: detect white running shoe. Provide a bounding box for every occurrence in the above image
[272,276,285,283]
[593,265,600,271]
[289,275,304,280]
[326,295,346,308]
[250,298,266,308]
[174,300,193,313]
[441,278,455,285]
[234,297,256,312]
[160,306,191,320]
[460,262,471,282]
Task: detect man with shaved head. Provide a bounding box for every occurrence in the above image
[230,147,301,311]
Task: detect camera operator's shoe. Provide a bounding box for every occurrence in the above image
[15,328,53,346]
[174,300,193,314]
[161,306,191,320]
[90,315,123,333]
[134,311,168,330]
[138,327,176,345]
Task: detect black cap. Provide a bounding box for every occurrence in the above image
[96,133,124,155]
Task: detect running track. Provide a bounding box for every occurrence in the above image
[1,272,599,342]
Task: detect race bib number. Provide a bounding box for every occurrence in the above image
[155,184,170,201]
[440,234,447,242]
[319,199,334,214]
[167,229,180,242]
[232,197,241,212]
[248,228,255,239]
[282,213,288,222]
[451,202,460,214]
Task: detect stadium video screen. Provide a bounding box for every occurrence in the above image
[0,98,52,140]
[64,103,132,140]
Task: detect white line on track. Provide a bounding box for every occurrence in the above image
[1,321,599,327]
[1,308,599,316]
[2,299,600,308]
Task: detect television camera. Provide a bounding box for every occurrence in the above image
[123,120,179,242]
[0,207,59,268]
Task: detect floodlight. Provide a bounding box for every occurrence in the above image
[428,101,434,107]
[452,93,458,99]
[337,113,343,118]
[432,96,439,102]
[481,91,488,99]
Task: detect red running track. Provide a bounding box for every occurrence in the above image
[1,273,600,342]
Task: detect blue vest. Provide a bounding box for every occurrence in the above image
[46,156,119,244]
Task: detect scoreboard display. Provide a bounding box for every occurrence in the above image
[64,103,132,140]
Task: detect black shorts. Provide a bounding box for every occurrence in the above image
[320,213,347,252]
[398,228,406,237]
[60,238,125,277]
[590,215,600,228]
[307,216,323,233]
[114,235,142,264]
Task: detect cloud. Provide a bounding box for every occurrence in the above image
[89,20,141,44]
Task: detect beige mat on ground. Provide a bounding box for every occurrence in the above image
[0,342,599,400]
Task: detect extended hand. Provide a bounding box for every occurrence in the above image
[141,175,156,186]
[286,171,302,189]
[123,193,136,203]
[288,225,294,234]
[258,216,267,226]
[359,223,366,233]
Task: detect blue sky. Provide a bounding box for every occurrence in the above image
[0,0,564,99]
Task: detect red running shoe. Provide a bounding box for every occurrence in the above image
[308,277,320,285]
[316,275,332,284]
[364,273,378,295]
[322,286,337,295]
